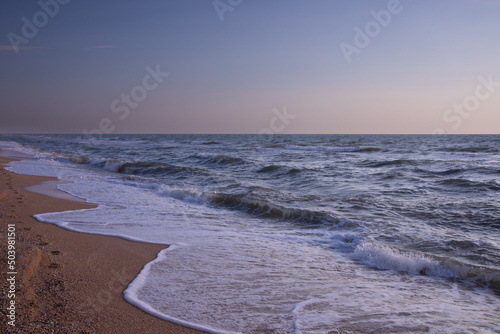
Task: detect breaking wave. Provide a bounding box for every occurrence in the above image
[352,241,500,291]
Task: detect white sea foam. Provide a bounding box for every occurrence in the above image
[0,140,49,158]
[125,247,241,334]
[353,241,457,277]
[156,184,205,204]
[196,152,217,158]
[103,159,127,172]
[291,273,500,334]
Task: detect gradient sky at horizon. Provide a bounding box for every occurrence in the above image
[1,0,499,134]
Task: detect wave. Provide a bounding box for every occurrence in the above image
[209,192,357,228]
[446,239,480,249]
[477,167,500,175]
[155,184,353,228]
[194,153,245,165]
[257,164,302,174]
[285,145,381,153]
[68,156,207,176]
[416,166,500,177]
[0,140,54,159]
[75,136,150,147]
[440,146,498,153]
[211,192,324,221]
[362,159,414,168]
[190,140,219,145]
[414,167,465,176]
[437,178,500,191]
[155,184,205,205]
[353,241,500,290]
[69,156,90,164]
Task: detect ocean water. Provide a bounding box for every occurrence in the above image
[1,134,499,333]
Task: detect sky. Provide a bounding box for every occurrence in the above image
[1,0,499,134]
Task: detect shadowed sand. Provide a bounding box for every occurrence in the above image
[0,156,205,333]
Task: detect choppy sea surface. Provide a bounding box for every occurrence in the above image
[1,134,499,333]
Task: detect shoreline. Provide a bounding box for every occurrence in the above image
[0,156,204,333]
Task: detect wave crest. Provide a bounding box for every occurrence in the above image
[285,145,381,153]
[195,153,245,165]
[353,241,500,289]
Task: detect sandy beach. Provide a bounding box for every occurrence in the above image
[0,156,204,333]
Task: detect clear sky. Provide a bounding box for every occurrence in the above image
[1,0,499,134]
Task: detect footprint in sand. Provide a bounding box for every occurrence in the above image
[37,236,49,246]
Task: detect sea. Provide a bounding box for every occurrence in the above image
[1,134,499,334]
